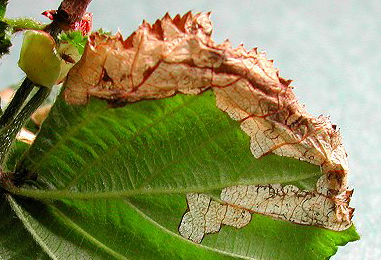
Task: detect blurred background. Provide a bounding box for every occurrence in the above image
[1,0,379,259]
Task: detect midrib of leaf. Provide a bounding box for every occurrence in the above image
[8,195,129,260]
[49,203,129,260]
[123,198,252,260]
[9,170,321,200]
[7,195,60,260]
[20,92,322,198]
[25,93,201,189]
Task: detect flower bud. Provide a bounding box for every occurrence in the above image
[18,30,61,88]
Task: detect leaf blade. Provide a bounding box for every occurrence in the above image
[8,91,359,259]
[0,195,50,259]
[7,195,123,260]
[18,92,322,199]
[4,193,359,260]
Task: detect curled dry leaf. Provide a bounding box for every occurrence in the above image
[63,12,354,242]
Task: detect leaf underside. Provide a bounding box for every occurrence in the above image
[0,91,358,259]
[4,193,358,260]
[0,195,49,259]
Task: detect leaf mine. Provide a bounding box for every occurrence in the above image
[63,12,354,242]
[179,193,251,243]
[179,175,352,243]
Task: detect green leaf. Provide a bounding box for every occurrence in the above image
[0,0,8,20]
[7,195,242,259]
[17,91,321,198]
[6,195,116,259]
[58,31,88,55]
[0,20,11,57]
[3,194,359,260]
[4,141,30,172]
[0,195,49,259]
[131,194,359,259]
[0,1,11,58]
[6,91,358,259]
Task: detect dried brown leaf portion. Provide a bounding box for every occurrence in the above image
[63,12,221,104]
[63,12,353,235]
[179,193,251,243]
[179,175,352,243]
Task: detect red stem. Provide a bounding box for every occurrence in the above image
[44,0,93,38]
[58,0,93,25]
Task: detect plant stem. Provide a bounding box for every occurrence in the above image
[59,0,93,25]
[0,86,50,167]
[44,0,92,40]
[0,78,34,128]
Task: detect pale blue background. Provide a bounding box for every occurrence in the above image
[1,0,380,259]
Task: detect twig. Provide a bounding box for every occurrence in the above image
[0,78,34,128]
[0,86,50,166]
[44,0,92,40]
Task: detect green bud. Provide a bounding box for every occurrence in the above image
[18,30,61,88]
